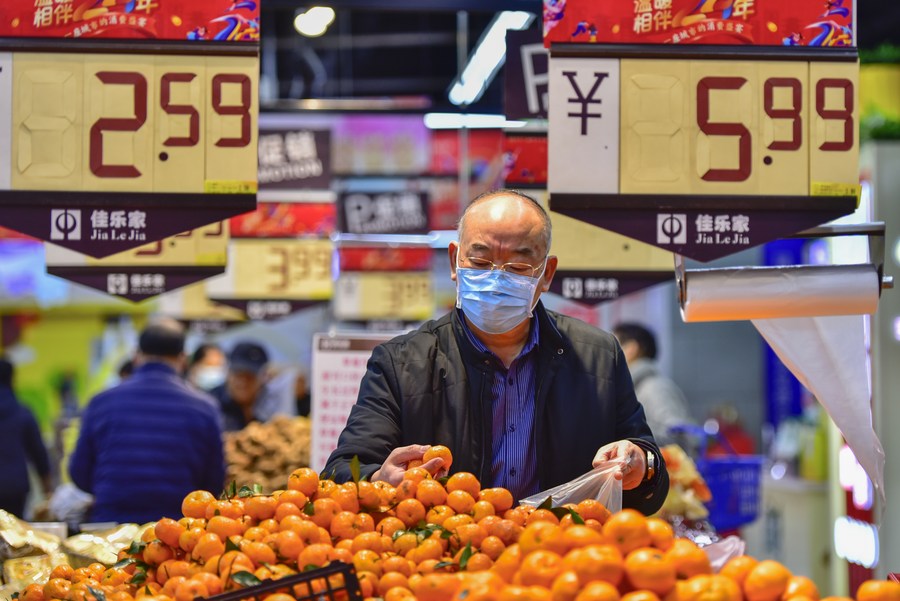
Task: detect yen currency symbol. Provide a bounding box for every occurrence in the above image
[562,70,609,136]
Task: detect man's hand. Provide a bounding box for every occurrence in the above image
[593,440,646,491]
[371,445,446,486]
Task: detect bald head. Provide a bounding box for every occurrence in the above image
[458,190,552,255]
[138,317,185,359]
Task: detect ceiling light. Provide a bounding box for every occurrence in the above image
[449,11,535,107]
[423,113,526,129]
[294,6,335,37]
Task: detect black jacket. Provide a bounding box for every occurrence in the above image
[324,303,669,515]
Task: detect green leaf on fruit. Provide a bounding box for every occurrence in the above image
[129,569,147,586]
[112,558,135,569]
[87,586,107,601]
[126,541,146,555]
[231,571,262,587]
[350,455,361,484]
[304,501,315,516]
[225,537,241,553]
[459,543,474,570]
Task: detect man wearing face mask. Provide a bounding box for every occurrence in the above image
[324,190,668,514]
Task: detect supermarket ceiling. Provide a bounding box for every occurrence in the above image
[261,1,900,114]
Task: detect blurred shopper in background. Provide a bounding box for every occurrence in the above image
[211,341,272,431]
[117,359,135,381]
[295,370,311,417]
[613,322,695,446]
[187,343,227,392]
[69,318,225,524]
[0,357,52,518]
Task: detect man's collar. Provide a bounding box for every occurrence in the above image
[455,307,542,361]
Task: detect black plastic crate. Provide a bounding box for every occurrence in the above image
[203,562,363,601]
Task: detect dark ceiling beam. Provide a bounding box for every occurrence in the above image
[322,77,452,94]
[264,0,538,13]
[275,31,457,49]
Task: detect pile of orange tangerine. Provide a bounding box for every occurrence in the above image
[15,446,900,601]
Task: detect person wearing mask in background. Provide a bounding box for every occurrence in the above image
[325,190,668,515]
[613,322,695,446]
[187,343,227,392]
[0,358,52,518]
[211,342,271,431]
[69,318,225,524]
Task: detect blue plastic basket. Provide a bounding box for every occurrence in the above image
[668,424,764,532]
[696,454,764,531]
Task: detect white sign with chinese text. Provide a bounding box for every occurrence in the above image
[310,332,394,472]
[548,57,620,194]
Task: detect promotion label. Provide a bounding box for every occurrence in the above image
[548,46,859,261]
[45,221,227,301]
[336,191,429,235]
[258,128,331,197]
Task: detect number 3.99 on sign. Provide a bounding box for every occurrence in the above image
[8,53,258,194]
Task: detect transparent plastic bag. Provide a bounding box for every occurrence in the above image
[704,535,746,572]
[519,460,624,513]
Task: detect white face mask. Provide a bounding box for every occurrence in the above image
[455,253,546,334]
[194,366,226,391]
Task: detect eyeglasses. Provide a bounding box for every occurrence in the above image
[464,256,547,277]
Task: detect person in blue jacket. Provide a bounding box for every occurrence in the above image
[69,318,226,524]
[0,358,52,518]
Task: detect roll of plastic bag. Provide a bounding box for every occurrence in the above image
[680,264,879,322]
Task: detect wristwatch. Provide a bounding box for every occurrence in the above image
[645,450,656,482]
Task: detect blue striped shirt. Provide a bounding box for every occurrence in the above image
[458,309,541,501]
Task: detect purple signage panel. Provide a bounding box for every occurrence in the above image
[45,266,225,303]
[550,269,672,305]
[211,298,328,321]
[549,194,857,262]
[0,193,253,259]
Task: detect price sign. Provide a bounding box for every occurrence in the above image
[0,43,258,257]
[333,272,433,322]
[206,238,333,320]
[45,221,228,301]
[548,46,860,261]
